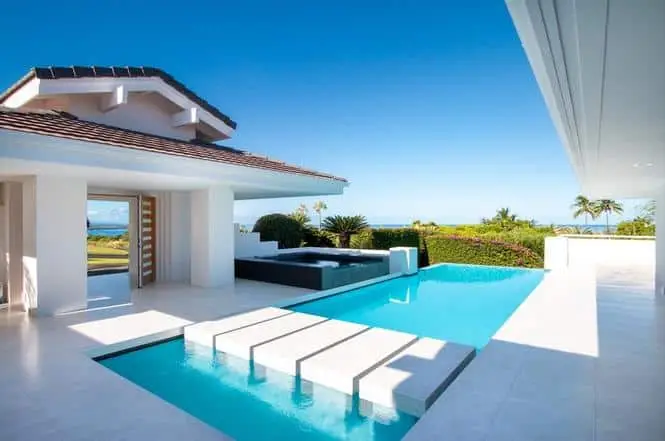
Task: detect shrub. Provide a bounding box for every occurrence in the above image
[252,213,304,249]
[616,220,655,236]
[302,227,336,247]
[424,235,543,268]
[478,231,548,258]
[351,228,420,250]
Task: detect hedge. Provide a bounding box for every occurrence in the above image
[253,213,303,249]
[423,235,543,268]
[351,228,421,250]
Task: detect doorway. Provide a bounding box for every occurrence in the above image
[86,195,136,308]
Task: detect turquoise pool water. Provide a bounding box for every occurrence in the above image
[100,338,416,441]
[292,263,545,348]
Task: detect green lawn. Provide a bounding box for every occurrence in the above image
[88,243,129,270]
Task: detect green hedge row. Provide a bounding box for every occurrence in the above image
[423,235,543,268]
[351,228,421,249]
[350,227,546,268]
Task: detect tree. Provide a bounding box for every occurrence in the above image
[594,199,624,234]
[312,201,328,229]
[639,200,656,223]
[322,215,369,248]
[253,213,304,248]
[493,207,518,230]
[570,195,598,227]
[289,204,310,226]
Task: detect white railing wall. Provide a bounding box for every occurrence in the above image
[545,236,655,270]
[234,224,278,258]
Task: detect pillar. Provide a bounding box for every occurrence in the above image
[656,192,665,296]
[22,176,88,314]
[190,185,234,288]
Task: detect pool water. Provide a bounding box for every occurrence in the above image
[292,263,545,348]
[100,339,416,441]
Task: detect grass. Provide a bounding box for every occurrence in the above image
[87,243,129,270]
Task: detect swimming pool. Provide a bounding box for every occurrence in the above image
[292,263,545,348]
[100,338,416,441]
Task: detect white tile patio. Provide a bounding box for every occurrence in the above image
[403,265,665,441]
[0,277,313,441]
[2,265,665,441]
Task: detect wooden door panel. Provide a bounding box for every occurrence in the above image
[140,196,156,285]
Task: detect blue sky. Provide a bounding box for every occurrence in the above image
[1,1,644,225]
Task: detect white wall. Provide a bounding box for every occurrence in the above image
[190,186,234,287]
[22,176,87,314]
[656,194,665,295]
[155,191,191,283]
[545,236,655,271]
[47,93,196,141]
[234,224,278,258]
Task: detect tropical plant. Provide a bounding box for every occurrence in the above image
[322,215,369,248]
[639,199,656,223]
[554,225,593,235]
[252,213,304,248]
[289,204,310,226]
[571,195,598,227]
[594,199,624,233]
[312,201,328,229]
[616,217,655,236]
[302,226,336,247]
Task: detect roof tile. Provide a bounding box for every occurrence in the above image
[0,107,346,183]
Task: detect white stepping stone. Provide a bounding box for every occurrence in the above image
[253,319,369,376]
[299,327,418,395]
[214,312,327,359]
[358,338,475,417]
[184,307,291,348]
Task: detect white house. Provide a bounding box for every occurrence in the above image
[0,66,348,315]
[506,0,665,292]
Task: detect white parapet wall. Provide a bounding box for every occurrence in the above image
[545,235,655,270]
[234,224,278,258]
[389,247,419,275]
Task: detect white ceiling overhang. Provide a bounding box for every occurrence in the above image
[0,130,347,200]
[506,0,665,198]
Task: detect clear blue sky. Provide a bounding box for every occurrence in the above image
[1,0,643,225]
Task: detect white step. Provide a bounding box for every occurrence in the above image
[358,337,475,417]
[253,319,369,376]
[184,307,291,348]
[214,312,327,359]
[299,327,418,395]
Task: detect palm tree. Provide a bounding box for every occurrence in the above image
[571,195,598,227]
[322,215,369,248]
[312,201,328,229]
[289,203,310,226]
[493,207,517,230]
[640,200,656,223]
[594,199,624,233]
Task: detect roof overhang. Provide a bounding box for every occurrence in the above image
[0,129,348,199]
[2,75,235,141]
[506,0,665,199]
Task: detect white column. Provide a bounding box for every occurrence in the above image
[190,186,234,288]
[656,192,665,296]
[22,176,88,314]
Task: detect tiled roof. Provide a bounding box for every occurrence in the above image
[0,107,347,183]
[0,66,237,130]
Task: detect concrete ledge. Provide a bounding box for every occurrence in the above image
[183,307,291,348]
[253,319,369,376]
[299,327,418,395]
[359,338,475,417]
[214,312,327,359]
